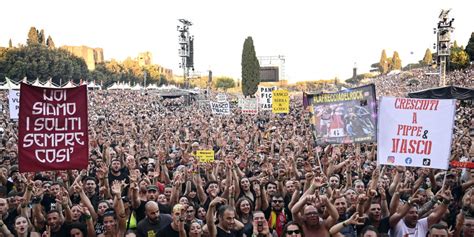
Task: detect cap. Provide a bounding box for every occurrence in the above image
[192,142,199,147]
[139,157,148,161]
[147,185,158,191]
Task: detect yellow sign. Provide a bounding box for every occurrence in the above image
[197,150,215,163]
[272,90,289,114]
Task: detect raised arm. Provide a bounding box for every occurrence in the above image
[207,197,224,237]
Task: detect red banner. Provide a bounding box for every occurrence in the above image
[450,161,474,169]
[18,83,89,172]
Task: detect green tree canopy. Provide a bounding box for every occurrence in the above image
[449,44,469,70]
[0,44,89,83]
[465,32,474,62]
[214,77,235,91]
[422,48,433,66]
[241,36,260,96]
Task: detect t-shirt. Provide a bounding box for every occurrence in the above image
[135,200,171,223]
[357,217,390,237]
[390,217,428,237]
[157,223,180,237]
[136,214,172,237]
[217,226,243,237]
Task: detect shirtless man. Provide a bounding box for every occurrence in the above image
[291,194,339,237]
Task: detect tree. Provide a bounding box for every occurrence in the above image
[465,32,474,62]
[214,77,235,91]
[449,44,469,70]
[27,27,39,45]
[0,44,89,83]
[46,35,55,48]
[8,39,12,48]
[378,49,388,74]
[391,51,402,70]
[422,48,433,66]
[241,36,260,96]
[38,29,45,45]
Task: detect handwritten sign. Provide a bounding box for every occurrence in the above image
[197,150,215,163]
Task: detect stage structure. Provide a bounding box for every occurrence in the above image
[177,19,194,88]
[434,9,454,86]
[257,55,286,82]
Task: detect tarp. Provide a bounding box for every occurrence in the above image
[408,85,474,100]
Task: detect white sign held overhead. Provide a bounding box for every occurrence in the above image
[8,90,20,120]
[210,101,231,115]
[377,97,456,170]
[258,86,277,111]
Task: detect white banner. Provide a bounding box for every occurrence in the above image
[258,86,277,111]
[239,98,258,115]
[8,90,20,120]
[210,101,230,115]
[377,97,456,170]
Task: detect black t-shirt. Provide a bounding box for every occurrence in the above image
[136,215,173,237]
[217,226,243,237]
[45,222,72,237]
[135,200,171,223]
[157,223,180,237]
[357,216,390,236]
[3,209,18,233]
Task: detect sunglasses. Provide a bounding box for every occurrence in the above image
[272,200,284,203]
[286,230,301,234]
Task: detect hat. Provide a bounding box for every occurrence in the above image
[147,185,158,191]
[192,142,199,147]
[139,157,148,161]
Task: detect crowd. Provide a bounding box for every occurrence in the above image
[0,68,471,237]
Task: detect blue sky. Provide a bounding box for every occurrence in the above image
[1,0,472,82]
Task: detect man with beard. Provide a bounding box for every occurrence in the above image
[132,185,171,223]
[334,196,356,237]
[82,177,100,208]
[109,159,129,186]
[389,193,449,237]
[264,194,291,237]
[45,210,73,237]
[136,201,172,237]
[206,197,244,237]
[357,203,390,237]
[243,211,275,237]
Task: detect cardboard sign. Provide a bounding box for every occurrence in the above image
[18,84,89,172]
[197,150,215,163]
[272,89,289,114]
[377,97,455,170]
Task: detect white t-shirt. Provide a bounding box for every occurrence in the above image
[390,217,429,237]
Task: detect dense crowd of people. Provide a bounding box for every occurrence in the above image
[0,67,471,237]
